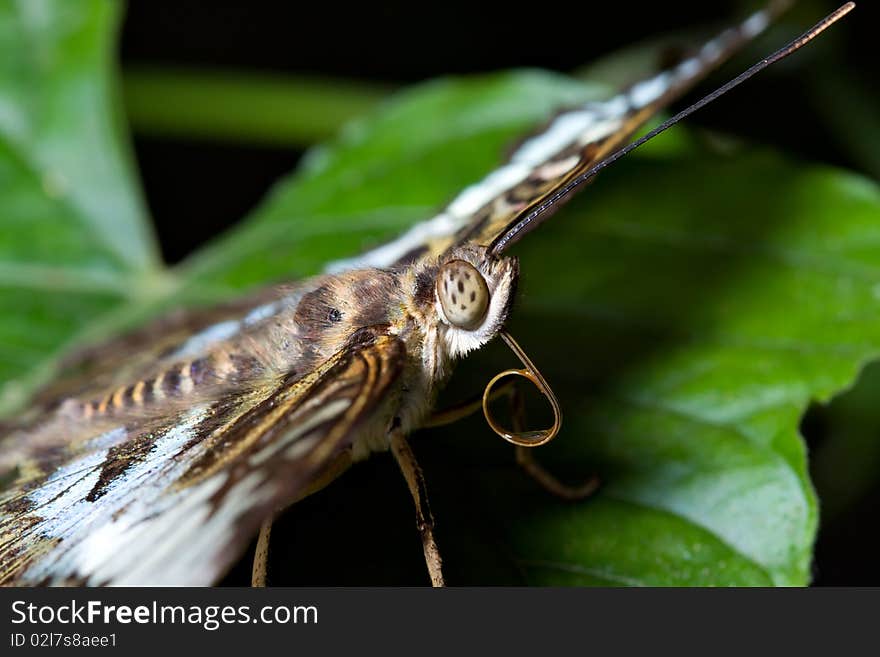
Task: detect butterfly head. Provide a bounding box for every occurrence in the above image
[433,245,518,358]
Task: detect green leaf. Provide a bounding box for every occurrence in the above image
[3,1,880,586]
[464,151,880,586]
[232,87,880,586]
[178,71,609,295]
[0,0,161,413]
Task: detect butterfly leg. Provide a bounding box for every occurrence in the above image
[514,447,600,500]
[423,383,598,500]
[422,378,516,428]
[252,517,274,587]
[390,428,445,587]
[510,386,600,501]
[250,450,353,587]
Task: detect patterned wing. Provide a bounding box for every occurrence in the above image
[18,286,290,422]
[328,1,789,272]
[0,328,404,585]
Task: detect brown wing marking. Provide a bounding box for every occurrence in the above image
[449,3,790,252]
[14,285,291,423]
[0,327,405,585]
[319,3,786,275]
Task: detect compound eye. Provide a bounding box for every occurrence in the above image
[436,260,490,329]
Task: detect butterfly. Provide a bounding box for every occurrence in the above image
[0,1,853,586]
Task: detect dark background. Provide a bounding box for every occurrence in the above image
[119,1,878,585]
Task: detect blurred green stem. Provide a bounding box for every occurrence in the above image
[122,68,392,147]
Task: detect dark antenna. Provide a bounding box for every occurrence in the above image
[489,2,856,256]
